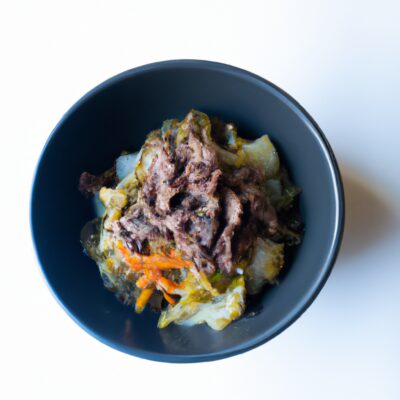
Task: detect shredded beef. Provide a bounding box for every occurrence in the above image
[109,112,279,275]
[79,170,115,197]
[114,204,161,251]
[213,188,243,272]
[225,166,278,236]
[224,166,264,187]
[238,184,278,236]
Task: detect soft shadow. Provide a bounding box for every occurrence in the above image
[339,166,395,260]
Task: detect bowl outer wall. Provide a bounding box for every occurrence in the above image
[30,60,345,363]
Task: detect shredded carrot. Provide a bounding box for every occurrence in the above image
[135,287,154,313]
[117,241,192,270]
[117,241,188,307]
[169,249,177,257]
[158,276,181,293]
[136,275,151,289]
[143,268,161,282]
[117,243,141,272]
[161,290,176,305]
[129,255,190,270]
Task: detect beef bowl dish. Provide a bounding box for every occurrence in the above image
[31,60,344,362]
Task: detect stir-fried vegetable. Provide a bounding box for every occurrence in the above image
[116,241,192,310]
[136,134,162,184]
[245,238,284,295]
[116,151,141,181]
[242,135,280,178]
[265,176,301,211]
[158,274,245,330]
[79,109,302,330]
[135,288,154,313]
[117,242,192,271]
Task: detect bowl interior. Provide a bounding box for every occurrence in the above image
[31,61,342,362]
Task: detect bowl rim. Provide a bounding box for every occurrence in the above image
[30,59,345,363]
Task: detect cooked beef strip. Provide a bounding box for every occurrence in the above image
[135,129,223,273]
[79,169,116,197]
[213,188,243,273]
[225,166,278,236]
[114,204,161,251]
[105,112,279,275]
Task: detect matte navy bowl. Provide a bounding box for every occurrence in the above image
[31,60,344,362]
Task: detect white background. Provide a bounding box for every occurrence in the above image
[1,1,400,399]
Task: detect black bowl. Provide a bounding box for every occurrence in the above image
[31,60,344,362]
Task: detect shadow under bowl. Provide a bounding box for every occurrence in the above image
[31,60,344,362]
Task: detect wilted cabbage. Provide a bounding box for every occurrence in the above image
[136,133,162,183]
[265,177,301,211]
[116,151,140,181]
[79,110,302,331]
[213,132,280,179]
[80,217,140,305]
[241,135,280,178]
[158,274,245,330]
[245,238,284,295]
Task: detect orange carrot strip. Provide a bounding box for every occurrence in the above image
[169,249,177,257]
[144,268,161,282]
[117,242,186,307]
[158,277,181,293]
[117,242,131,258]
[136,275,151,289]
[135,288,154,313]
[161,290,176,305]
[117,242,142,271]
[136,254,191,269]
[117,241,192,270]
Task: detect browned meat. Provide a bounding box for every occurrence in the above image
[233,221,258,256]
[137,127,223,274]
[109,111,279,275]
[114,204,161,252]
[213,188,243,273]
[143,148,179,213]
[225,166,278,236]
[224,166,264,186]
[79,170,115,197]
[238,184,278,236]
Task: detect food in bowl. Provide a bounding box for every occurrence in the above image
[79,110,302,330]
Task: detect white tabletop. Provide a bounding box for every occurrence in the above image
[1,1,400,399]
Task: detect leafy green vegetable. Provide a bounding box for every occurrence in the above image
[99,187,127,209]
[80,110,302,331]
[212,119,248,151]
[245,238,284,295]
[80,217,140,305]
[241,135,280,178]
[161,119,179,137]
[211,125,280,179]
[276,185,301,210]
[163,109,213,147]
[135,131,162,183]
[214,145,242,168]
[158,275,246,330]
[187,109,212,142]
[116,151,140,181]
[265,176,301,211]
